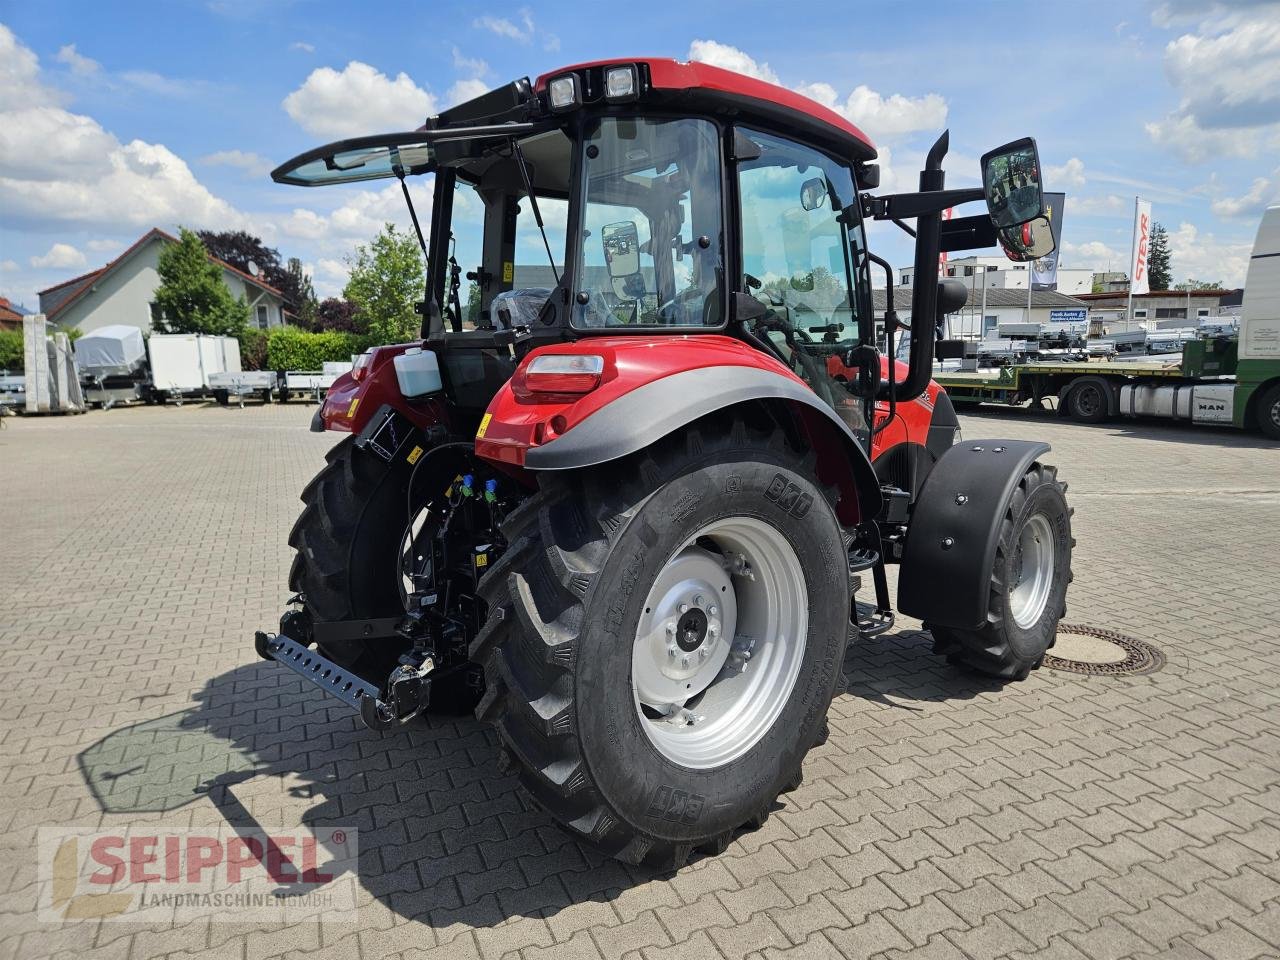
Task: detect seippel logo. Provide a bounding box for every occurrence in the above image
[38,827,359,923]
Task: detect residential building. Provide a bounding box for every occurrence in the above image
[37,229,287,335]
[0,297,22,332]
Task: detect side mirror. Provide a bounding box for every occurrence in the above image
[601,220,640,278]
[998,215,1056,262]
[980,137,1044,228]
[800,176,828,212]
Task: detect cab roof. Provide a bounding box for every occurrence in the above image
[533,58,878,162]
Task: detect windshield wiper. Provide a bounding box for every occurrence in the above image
[511,138,560,286]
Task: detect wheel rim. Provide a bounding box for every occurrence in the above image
[1076,385,1101,417]
[1009,513,1055,629]
[1269,397,1280,430]
[631,517,808,770]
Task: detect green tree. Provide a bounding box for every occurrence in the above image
[1147,222,1172,291]
[286,257,318,328]
[152,229,251,335]
[342,223,425,344]
[1174,279,1224,291]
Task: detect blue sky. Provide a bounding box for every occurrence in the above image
[3,0,1278,312]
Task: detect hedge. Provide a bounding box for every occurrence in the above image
[0,330,21,372]
[265,327,372,371]
[236,328,269,371]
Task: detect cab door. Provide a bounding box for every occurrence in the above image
[734,127,872,442]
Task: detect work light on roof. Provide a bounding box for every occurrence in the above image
[604,64,638,102]
[548,74,580,112]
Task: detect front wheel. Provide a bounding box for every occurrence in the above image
[930,463,1073,680]
[471,417,850,867]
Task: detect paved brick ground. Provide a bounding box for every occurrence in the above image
[2,401,1279,960]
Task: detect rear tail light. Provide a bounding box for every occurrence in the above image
[350,350,373,381]
[524,354,604,394]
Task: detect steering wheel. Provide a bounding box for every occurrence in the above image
[656,286,708,326]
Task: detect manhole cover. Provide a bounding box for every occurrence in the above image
[1043,624,1165,676]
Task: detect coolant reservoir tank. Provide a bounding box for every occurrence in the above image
[393,347,442,397]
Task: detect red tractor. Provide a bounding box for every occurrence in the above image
[257,59,1072,867]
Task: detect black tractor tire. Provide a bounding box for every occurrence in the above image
[1065,378,1111,424]
[288,435,481,714]
[1255,382,1280,440]
[929,463,1073,681]
[471,417,850,868]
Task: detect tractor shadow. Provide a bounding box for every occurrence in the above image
[841,621,1005,712]
[78,629,995,928]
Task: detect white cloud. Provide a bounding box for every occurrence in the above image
[1061,239,1125,272]
[796,81,946,141]
[452,47,489,76]
[200,149,272,178]
[1211,176,1278,218]
[473,14,528,42]
[0,24,63,109]
[55,43,100,76]
[1147,5,1280,161]
[472,10,557,51]
[30,242,86,269]
[688,40,945,146]
[0,27,249,237]
[1,259,19,272]
[446,78,491,108]
[87,238,123,253]
[688,40,780,84]
[290,41,315,53]
[1047,157,1087,189]
[283,61,435,138]
[1166,220,1252,286]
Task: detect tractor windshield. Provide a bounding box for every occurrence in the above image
[571,117,724,328]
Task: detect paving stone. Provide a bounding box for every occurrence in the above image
[7,399,1280,960]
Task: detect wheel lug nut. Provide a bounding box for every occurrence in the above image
[681,655,690,667]
[708,605,718,616]
[679,603,689,613]
[699,648,708,659]
[666,622,676,635]
[693,594,704,607]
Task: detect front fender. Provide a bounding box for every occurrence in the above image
[524,365,883,523]
[897,439,1051,630]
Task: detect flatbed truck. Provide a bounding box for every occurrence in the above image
[932,205,1280,440]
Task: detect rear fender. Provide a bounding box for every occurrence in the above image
[520,364,882,525]
[317,343,450,435]
[897,439,1051,629]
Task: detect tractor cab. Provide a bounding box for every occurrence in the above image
[274,59,1051,445]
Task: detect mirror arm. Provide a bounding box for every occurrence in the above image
[867,187,985,221]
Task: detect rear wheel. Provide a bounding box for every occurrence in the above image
[1066,378,1110,423]
[471,417,850,867]
[929,463,1072,680]
[1256,383,1280,440]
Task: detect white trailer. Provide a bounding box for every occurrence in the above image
[147,333,241,402]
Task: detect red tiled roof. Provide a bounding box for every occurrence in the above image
[39,228,285,321]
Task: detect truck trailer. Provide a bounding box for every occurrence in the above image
[932,205,1280,439]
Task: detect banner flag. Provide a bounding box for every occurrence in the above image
[1031,192,1067,291]
[1130,198,1153,296]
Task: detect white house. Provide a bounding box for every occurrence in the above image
[38,229,287,335]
